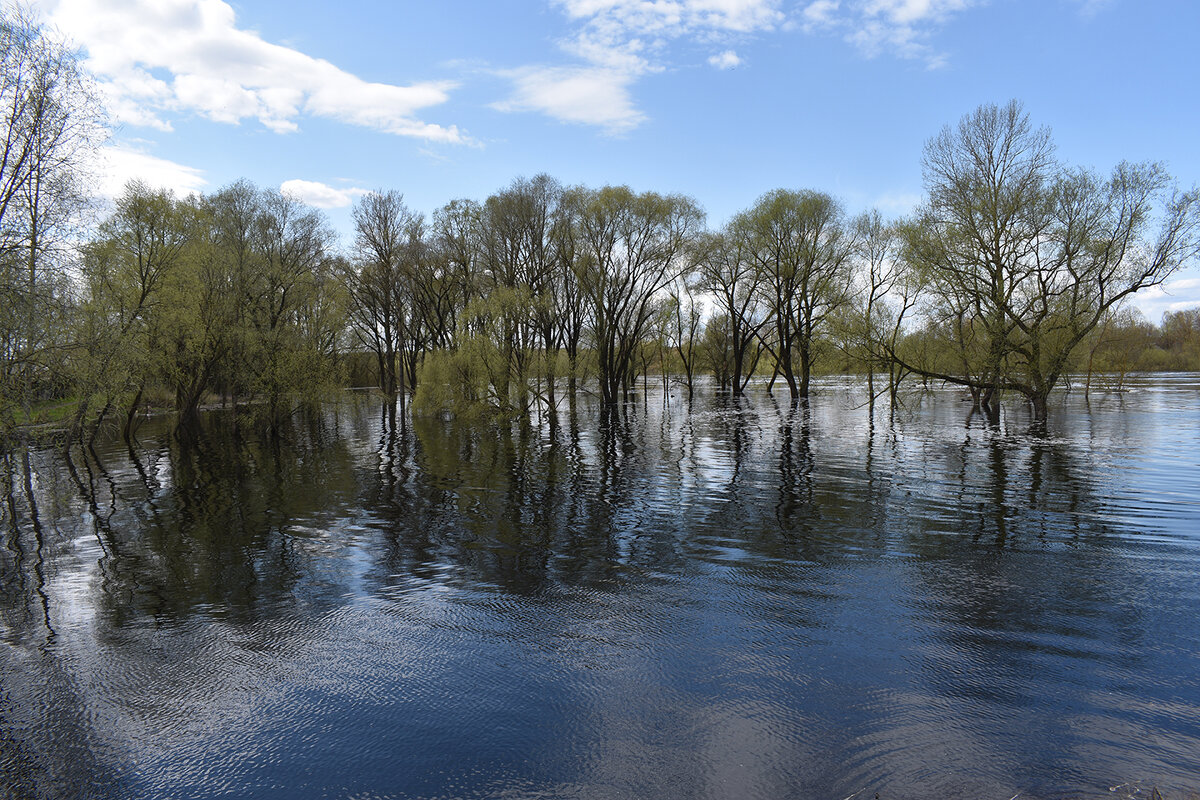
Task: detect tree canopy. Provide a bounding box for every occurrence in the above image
[2,45,1199,445]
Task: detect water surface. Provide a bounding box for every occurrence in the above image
[3,377,1200,799]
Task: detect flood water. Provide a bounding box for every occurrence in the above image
[3,376,1200,799]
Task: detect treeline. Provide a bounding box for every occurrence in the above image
[3,8,1200,445]
[13,164,1200,442]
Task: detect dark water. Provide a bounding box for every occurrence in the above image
[3,376,1200,800]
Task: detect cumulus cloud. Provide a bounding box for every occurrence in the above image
[279,179,369,209]
[97,146,208,198]
[38,0,467,142]
[708,50,743,69]
[497,0,782,131]
[493,66,644,133]
[1130,270,1200,321]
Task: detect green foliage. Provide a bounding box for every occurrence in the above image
[728,188,857,397]
[413,346,491,419]
[54,181,347,438]
[898,101,1200,419]
[9,73,1200,442]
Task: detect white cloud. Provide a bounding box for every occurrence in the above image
[279,179,369,209]
[802,0,840,30]
[97,146,208,198]
[492,66,644,133]
[1167,277,1200,292]
[554,0,784,66]
[555,0,785,34]
[497,0,782,130]
[37,0,467,142]
[1130,268,1200,321]
[802,0,975,66]
[708,50,743,69]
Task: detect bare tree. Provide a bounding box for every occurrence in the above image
[666,277,702,398]
[695,226,768,395]
[344,190,421,397]
[850,209,917,408]
[0,5,103,436]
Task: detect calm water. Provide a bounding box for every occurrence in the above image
[3,377,1200,799]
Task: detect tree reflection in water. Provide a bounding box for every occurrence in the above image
[2,377,1199,800]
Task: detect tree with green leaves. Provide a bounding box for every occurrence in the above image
[565,185,703,405]
[243,188,341,427]
[898,101,1200,421]
[737,189,857,399]
[72,182,191,440]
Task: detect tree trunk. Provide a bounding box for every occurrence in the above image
[123,387,144,442]
[798,342,811,399]
[1029,392,1048,423]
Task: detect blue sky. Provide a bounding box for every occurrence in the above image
[33,0,1200,318]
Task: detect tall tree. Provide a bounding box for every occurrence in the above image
[666,277,702,398]
[244,188,340,426]
[73,182,190,439]
[476,175,565,414]
[849,209,917,408]
[695,226,768,395]
[344,190,421,397]
[738,189,857,399]
[566,186,703,405]
[0,6,102,438]
[899,101,1200,421]
[146,193,230,430]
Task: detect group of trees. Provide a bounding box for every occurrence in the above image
[71,181,342,439]
[338,102,1199,425]
[3,0,1199,445]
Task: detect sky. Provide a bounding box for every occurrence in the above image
[28,0,1200,319]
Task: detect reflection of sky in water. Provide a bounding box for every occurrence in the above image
[2,375,1200,799]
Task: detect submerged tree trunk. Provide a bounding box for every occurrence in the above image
[1029,391,1049,423]
[797,342,812,399]
[123,387,144,442]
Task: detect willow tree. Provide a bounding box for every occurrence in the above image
[245,189,341,425]
[900,101,1200,421]
[476,175,566,414]
[737,189,856,399]
[148,194,232,429]
[695,226,768,396]
[566,186,703,405]
[73,182,191,439]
